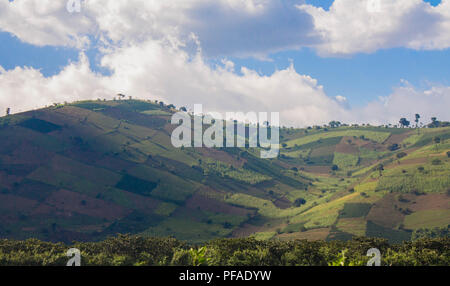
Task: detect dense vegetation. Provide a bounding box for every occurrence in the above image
[0,235,448,266]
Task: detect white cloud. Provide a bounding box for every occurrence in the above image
[1,36,449,127]
[0,0,449,127]
[2,0,450,56]
[0,53,111,113]
[0,0,317,57]
[0,0,94,48]
[358,85,450,126]
[297,0,450,55]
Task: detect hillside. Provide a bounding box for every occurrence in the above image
[0,99,449,243]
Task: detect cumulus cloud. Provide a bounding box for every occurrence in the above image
[0,0,449,127]
[2,0,450,56]
[0,0,94,48]
[1,36,449,127]
[357,85,450,126]
[297,0,450,55]
[0,37,348,126]
[0,53,111,113]
[0,0,317,57]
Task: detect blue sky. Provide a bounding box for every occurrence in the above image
[0,0,449,126]
[2,24,449,108]
[229,48,450,107]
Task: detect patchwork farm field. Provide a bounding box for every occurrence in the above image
[0,99,449,243]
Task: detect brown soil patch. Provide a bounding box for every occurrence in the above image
[310,145,335,157]
[349,137,384,151]
[302,165,331,174]
[336,137,360,154]
[232,223,265,238]
[94,156,137,172]
[0,172,24,188]
[123,191,161,214]
[64,147,106,165]
[405,193,450,212]
[384,131,413,146]
[384,157,427,170]
[273,198,292,209]
[0,141,55,165]
[185,193,254,217]
[36,189,130,220]
[366,193,406,228]
[194,148,245,168]
[0,194,38,212]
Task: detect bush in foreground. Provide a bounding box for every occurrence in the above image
[0,235,448,266]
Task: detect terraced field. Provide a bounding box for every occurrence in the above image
[0,99,448,243]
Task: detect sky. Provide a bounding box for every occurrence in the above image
[0,0,449,127]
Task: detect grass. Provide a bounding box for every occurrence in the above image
[336,218,367,236]
[251,231,277,241]
[202,211,248,227]
[280,148,311,158]
[366,221,411,243]
[376,161,450,193]
[282,222,305,233]
[291,194,357,229]
[225,193,304,219]
[18,118,61,133]
[333,152,359,168]
[27,167,107,197]
[404,209,450,230]
[141,110,171,116]
[338,203,372,218]
[131,140,197,166]
[285,130,391,148]
[115,174,158,197]
[202,160,271,185]
[141,218,232,243]
[154,202,178,216]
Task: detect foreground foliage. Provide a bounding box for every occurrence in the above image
[0,235,448,266]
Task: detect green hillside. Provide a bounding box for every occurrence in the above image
[0,99,449,243]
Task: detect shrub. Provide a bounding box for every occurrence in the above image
[431,159,442,166]
[396,152,407,159]
[0,236,448,266]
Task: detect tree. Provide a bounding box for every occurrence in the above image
[294,198,306,207]
[331,164,339,171]
[375,164,384,177]
[329,121,341,128]
[429,117,440,128]
[399,118,410,128]
[179,107,187,112]
[415,113,421,134]
[433,136,441,151]
[415,114,420,127]
[388,143,400,151]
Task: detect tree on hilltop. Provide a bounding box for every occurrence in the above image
[399,118,410,128]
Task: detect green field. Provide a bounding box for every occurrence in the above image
[0,99,448,243]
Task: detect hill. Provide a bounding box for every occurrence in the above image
[0,99,449,243]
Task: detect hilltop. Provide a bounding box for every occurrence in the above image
[0,99,449,243]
